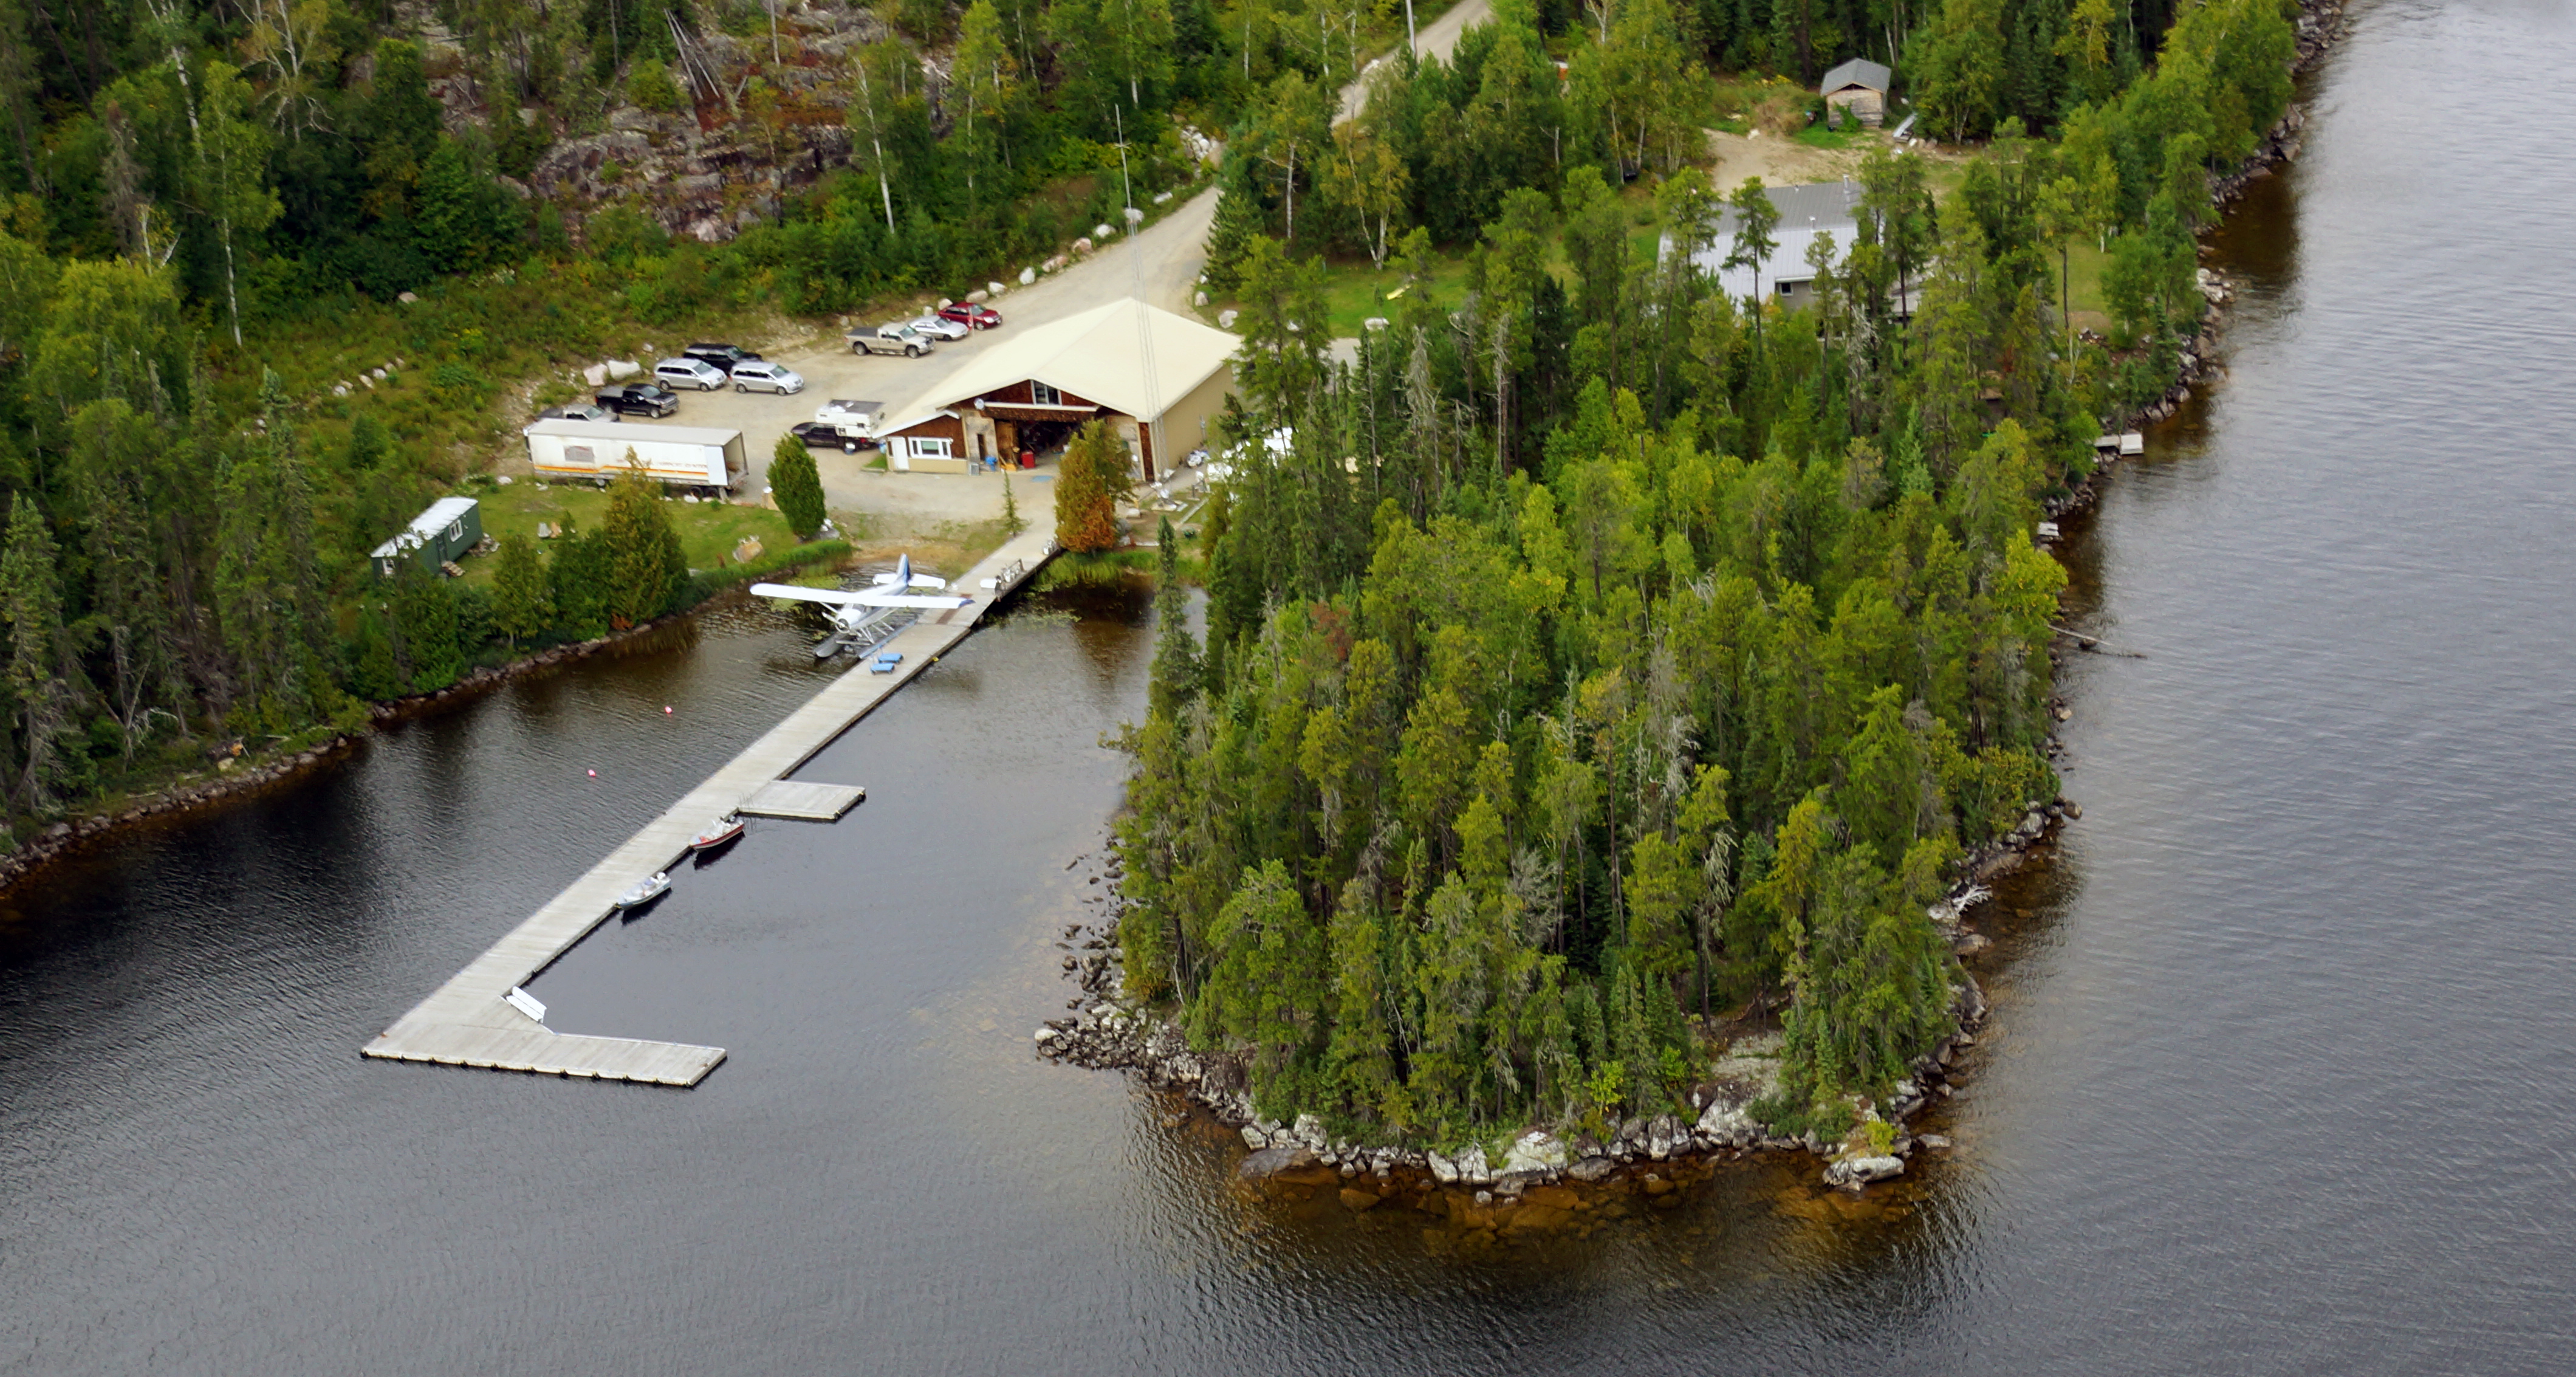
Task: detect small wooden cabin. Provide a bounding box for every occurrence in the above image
[1821,58,1893,128]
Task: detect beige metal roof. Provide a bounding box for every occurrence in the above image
[521,418,742,444]
[923,298,1239,424]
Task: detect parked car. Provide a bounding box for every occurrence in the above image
[594,383,679,417]
[908,314,972,342]
[683,342,762,373]
[847,323,936,357]
[655,357,728,391]
[936,302,1003,331]
[540,401,617,424]
[789,420,876,453]
[728,360,805,394]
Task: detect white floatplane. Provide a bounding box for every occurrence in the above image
[750,554,974,658]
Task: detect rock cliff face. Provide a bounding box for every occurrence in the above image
[410,1,894,245]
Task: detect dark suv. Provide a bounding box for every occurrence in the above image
[594,383,679,417]
[682,343,761,373]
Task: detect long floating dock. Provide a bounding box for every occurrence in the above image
[362,529,1060,1085]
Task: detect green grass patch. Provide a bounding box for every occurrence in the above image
[687,538,851,599]
[464,480,805,582]
[1296,247,1474,337]
[1795,121,1875,151]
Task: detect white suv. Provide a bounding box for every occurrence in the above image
[654,357,727,391]
[728,361,804,394]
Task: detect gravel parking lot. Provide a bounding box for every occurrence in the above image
[567,188,1218,537]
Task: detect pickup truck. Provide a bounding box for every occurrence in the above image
[595,383,679,418]
[846,323,936,357]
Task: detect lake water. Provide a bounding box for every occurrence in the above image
[7,4,2576,1371]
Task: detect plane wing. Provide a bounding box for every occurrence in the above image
[750,583,865,605]
[870,572,950,589]
[749,582,971,610]
[856,592,973,609]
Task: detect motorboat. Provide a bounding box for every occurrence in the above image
[614,872,671,910]
[690,814,744,851]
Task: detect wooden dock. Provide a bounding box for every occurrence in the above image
[362,530,1060,1085]
[739,780,866,820]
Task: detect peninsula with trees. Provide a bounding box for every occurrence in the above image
[1084,0,2314,1172]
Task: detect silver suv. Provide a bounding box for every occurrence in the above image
[654,357,727,391]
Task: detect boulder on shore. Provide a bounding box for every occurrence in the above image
[1236,1145,1321,1180]
[1823,1155,1905,1189]
[1502,1131,1568,1175]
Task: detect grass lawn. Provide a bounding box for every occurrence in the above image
[1309,247,1476,336]
[459,480,805,585]
[1793,121,1877,151]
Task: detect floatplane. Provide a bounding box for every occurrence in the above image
[750,554,974,658]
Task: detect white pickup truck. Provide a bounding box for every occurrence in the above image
[846,322,936,357]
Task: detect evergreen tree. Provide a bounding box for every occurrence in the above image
[391,560,464,691]
[0,494,74,809]
[491,531,552,646]
[1146,516,1199,716]
[1053,421,1123,553]
[769,433,828,540]
[601,464,689,628]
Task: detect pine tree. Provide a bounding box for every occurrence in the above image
[0,493,74,809]
[1200,154,1270,295]
[67,399,187,758]
[1053,421,1122,553]
[392,560,463,691]
[602,462,689,628]
[769,433,828,540]
[1146,517,1199,716]
[491,531,552,646]
[999,465,1025,536]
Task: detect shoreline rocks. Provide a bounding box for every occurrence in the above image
[1036,885,2002,1194]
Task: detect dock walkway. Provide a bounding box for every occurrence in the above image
[361,529,1060,1085]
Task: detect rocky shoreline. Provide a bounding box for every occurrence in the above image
[1036,831,2029,1197]
[2120,0,2347,431]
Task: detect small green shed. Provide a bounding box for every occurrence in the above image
[372,496,484,580]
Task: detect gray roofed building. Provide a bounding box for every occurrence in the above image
[1691,180,1864,306]
[1820,57,1894,127]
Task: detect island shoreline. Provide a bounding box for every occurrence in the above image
[1043,0,2351,1199]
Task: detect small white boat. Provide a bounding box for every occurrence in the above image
[690,814,744,850]
[614,872,671,909]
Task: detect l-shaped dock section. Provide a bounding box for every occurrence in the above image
[361,529,1060,1085]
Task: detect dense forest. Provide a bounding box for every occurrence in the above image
[0,0,2290,963]
[0,0,1261,836]
[1114,0,2299,1144]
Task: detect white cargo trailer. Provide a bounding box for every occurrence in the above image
[521,418,747,492]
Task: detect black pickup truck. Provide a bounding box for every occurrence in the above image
[594,382,679,418]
